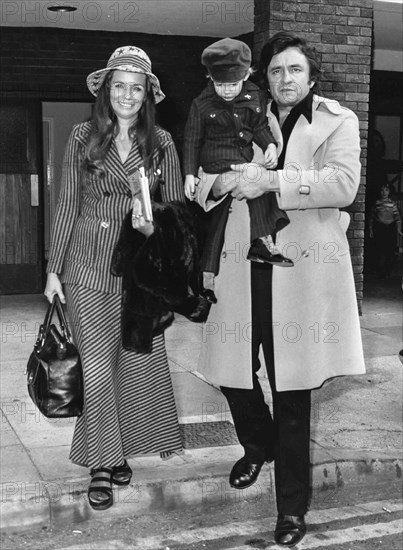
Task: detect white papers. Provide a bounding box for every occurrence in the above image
[139,166,153,222]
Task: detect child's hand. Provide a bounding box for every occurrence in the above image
[264,143,278,169]
[184,175,196,201]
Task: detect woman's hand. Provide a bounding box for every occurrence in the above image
[132,215,154,237]
[228,163,280,200]
[131,198,154,237]
[44,273,66,304]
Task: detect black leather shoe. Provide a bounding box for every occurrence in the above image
[200,288,218,304]
[247,240,294,267]
[229,455,272,489]
[274,514,306,547]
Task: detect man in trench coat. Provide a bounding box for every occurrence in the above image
[195,32,366,547]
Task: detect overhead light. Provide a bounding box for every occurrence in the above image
[47,6,77,12]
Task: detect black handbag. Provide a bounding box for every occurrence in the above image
[26,295,84,418]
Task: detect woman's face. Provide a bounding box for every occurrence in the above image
[110,70,147,122]
[266,47,314,108]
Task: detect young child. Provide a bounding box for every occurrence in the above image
[184,38,293,303]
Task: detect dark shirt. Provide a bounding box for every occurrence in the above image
[271,91,313,169]
[184,80,277,176]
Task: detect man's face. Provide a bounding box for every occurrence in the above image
[212,79,244,101]
[266,47,314,108]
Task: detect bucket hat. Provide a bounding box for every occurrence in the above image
[86,46,165,103]
[202,38,251,83]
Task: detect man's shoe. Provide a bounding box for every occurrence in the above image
[247,240,293,267]
[229,455,271,489]
[274,514,306,547]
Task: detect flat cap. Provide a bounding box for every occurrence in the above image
[201,38,251,83]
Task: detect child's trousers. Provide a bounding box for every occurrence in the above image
[201,192,289,274]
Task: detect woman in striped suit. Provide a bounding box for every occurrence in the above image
[44,46,185,510]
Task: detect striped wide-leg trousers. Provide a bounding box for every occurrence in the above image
[64,284,182,468]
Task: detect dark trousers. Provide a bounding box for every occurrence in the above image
[221,263,311,515]
[373,221,397,277]
[202,193,289,274]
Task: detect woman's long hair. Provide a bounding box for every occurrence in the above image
[83,71,159,178]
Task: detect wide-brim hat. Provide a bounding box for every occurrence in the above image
[86,46,165,104]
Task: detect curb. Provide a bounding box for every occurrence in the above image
[1,448,401,533]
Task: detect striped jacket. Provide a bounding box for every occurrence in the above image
[47,122,185,293]
[183,80,276,176]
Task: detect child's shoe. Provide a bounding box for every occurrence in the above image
[201,271,218,303]
[200,288,218,304]
[247,238,294,267]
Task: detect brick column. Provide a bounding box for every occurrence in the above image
[254,0,374,312]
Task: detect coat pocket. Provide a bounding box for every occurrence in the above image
[67,217,99,268]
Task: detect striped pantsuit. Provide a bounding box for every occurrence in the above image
[64,284,182,469]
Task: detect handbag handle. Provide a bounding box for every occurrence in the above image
[37,296,72,346]
[53,295,73,341]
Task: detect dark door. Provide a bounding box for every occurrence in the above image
[0,100,43,294]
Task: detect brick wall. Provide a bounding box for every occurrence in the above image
[0,27,252,156]
[254,0,374,312]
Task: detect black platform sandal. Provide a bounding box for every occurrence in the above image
[88,467,113,510]
[111,460,132,486]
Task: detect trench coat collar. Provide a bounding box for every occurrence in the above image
[266,94,345,170]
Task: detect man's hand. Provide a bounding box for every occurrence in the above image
[229,163,280,200]
[211,171,240,199]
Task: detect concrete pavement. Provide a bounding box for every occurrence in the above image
[0,274,402,532]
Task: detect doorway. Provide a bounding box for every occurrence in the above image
[0,100,43,294]
[0,101,92,294]
[42,102,92,261]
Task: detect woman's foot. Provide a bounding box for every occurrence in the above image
[88,467,113,510]
[112,460,133,486]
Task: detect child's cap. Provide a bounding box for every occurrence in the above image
[201,38,251,83]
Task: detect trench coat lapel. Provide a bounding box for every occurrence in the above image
[267,95,345,170]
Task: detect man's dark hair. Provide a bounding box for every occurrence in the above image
[259,31,322,93]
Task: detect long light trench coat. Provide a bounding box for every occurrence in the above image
[196,95,366,391]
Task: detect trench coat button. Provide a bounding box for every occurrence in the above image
[239,131,244,137]
[222,251,227,258]
[101,221,110,229]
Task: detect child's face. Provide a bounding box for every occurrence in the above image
[212,79,244,101]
